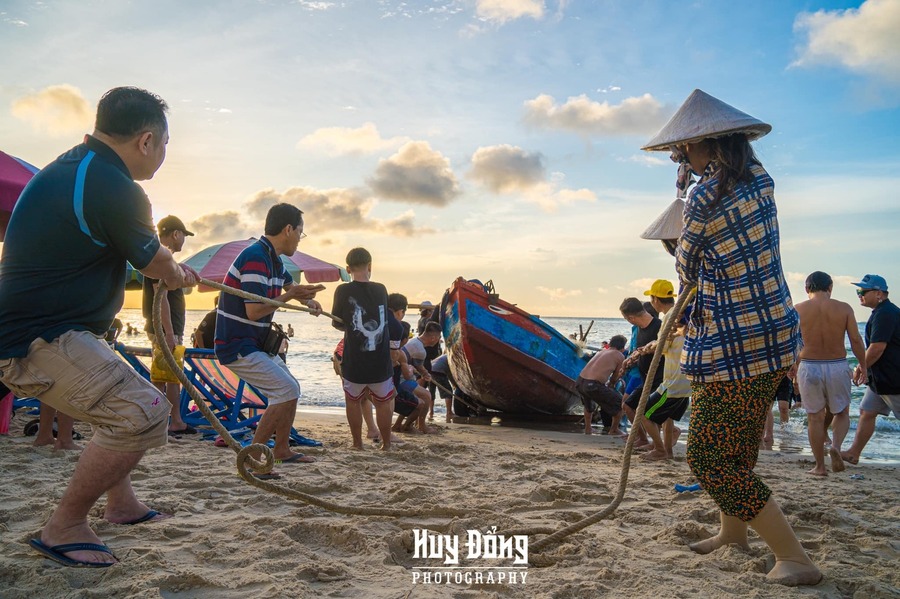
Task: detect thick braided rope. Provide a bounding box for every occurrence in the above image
[153,277,474,517]
[528,286,697,553]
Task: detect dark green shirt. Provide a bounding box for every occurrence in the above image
[0,136,160,358]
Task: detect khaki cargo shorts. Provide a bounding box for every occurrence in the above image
[0,330,170,452]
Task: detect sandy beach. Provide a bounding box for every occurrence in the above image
[1,408,897,599]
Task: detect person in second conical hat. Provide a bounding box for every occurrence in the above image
[641,198,685,256]
[642,90,822,587]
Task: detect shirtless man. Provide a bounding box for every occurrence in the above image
[793,271,866,476]
[576,335,627,434]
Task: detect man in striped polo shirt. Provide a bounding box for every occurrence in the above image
[214,203,324,475]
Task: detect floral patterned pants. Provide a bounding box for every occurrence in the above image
[686,368,787,521]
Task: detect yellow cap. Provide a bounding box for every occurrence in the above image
[643,279,675,298]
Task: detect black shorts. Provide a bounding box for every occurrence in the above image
[774,376,793,404]
[624,385,646,411]
[642,391,689,425]
[576,377,622,418]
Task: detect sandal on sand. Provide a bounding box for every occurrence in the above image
[121,510,170,525]
[275,453,316,464]
[250,472,282,480]
[29,539,117,568]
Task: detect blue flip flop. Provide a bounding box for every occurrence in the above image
[29,539,117,568]
[121,509,165,525]
[275,453,315,464]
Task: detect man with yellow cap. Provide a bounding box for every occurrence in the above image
[634,280,691,461]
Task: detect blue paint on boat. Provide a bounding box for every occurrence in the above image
[463,300,585,380]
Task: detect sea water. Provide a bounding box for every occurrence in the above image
[116,309,899,463]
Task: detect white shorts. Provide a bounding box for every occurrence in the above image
[797,359,851,414]
[342,377,395,402]
[225,351,300,406]
[860,388,900,418]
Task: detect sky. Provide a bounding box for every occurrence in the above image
[1,0,899,319]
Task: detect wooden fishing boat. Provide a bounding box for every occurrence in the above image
[441,277,588,415]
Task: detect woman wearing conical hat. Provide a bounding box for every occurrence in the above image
[643,90,821,586]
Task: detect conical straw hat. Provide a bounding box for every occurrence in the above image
[642,89,771,151]
[641,199,685,240]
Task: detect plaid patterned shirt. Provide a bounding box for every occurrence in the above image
[676,162,799,383]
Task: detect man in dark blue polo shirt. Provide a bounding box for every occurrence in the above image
[0,87,198,567]
[215,203,324,474]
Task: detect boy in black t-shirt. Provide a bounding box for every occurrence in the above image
[331,248,395,450]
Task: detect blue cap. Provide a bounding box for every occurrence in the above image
[852,274,888,292]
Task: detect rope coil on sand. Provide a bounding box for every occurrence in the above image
[153,276,695,553]
[153,278,471,517]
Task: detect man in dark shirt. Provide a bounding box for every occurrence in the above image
[193,296,218,349]
[142,215,194,434]
[0,87,198,567]
[619,297,664,445]
[842,275,900,464]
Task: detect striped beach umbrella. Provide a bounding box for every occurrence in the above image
[0,150,40,241]
[183,238,349,292]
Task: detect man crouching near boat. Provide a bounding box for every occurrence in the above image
[0,87,199,567]
[577,335,627,434]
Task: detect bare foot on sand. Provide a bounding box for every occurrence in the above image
[766,560,823,586]
[829,447,845,472]
[640,449,669,461]
[839,451,859,465]
[689,535,750,555]
[56,440,83,451]
[807,465,827,477]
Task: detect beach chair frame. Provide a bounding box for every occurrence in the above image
[114,343,320,446]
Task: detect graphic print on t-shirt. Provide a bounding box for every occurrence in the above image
[350,297,385,351]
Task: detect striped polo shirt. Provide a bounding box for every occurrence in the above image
[214,236,293,364]
[676,161,799,383]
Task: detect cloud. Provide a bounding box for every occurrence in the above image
[628,278,657,295]
[188,211,255,246]
[476,0,544,24]
[367,141,461,206]
[469,144,546,193]
[793,0,900,83]
[468,145,595,212]
[621,154,668,167]
[11,84,93,135]
[297,1,335,9]
[523,92,669,136]
[297,122,410,156]
[244,186,433,237]
[537,286,582,300]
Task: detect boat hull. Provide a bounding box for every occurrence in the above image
[441,278,587,415]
